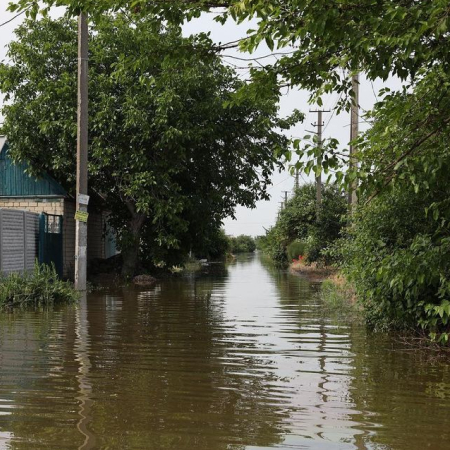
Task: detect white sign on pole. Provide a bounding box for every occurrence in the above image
[78,194,90,205]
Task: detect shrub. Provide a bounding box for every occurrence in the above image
[318,274,362,322]
[336,185,450,342]
[0,263,79,310]
[287,240,307,260]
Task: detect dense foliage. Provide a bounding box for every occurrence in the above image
[330,68,450,342]
[229,235,256,254]
[0,15,297,276]
[258,184,346,266]
[0,263,78,309]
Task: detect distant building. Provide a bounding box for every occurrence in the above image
[0,137,114,278]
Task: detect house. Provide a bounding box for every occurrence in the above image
[0,137,114,278]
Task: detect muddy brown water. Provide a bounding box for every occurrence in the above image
[1,254,450,449]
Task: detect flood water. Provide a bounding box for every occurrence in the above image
[1,254,450,449]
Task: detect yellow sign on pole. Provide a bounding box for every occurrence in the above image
[75,210,89,223]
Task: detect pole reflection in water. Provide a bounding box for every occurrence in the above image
[75,292,95,450]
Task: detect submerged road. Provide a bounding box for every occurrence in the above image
[0,254,449,449]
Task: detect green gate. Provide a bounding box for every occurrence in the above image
[39,213,63,278]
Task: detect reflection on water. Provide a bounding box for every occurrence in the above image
[0,254,450,449]
[75,293,95,450]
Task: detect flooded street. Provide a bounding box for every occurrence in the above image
[1,254,450,449]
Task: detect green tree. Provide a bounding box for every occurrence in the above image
[9,0,450,196]
[229,234,256,253]
[0,15,297,276]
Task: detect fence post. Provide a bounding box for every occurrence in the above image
[39,213,45,266]
[23,210,27,274]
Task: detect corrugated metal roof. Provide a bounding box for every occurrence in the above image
[0,141,67,198]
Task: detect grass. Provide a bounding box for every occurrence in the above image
[318,273,363,322]
[0,263,79,310]
[290,259,336,281]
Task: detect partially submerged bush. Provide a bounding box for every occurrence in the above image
[336,185,450,343]
[318,274,362,322]
[258,183,347,266]
[0,263,78,310]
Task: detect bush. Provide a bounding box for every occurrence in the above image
[287,240,307,261]
[336,185,450,342]
[259,183,347,266]
[0,263,79,310]
[318,274,362,322]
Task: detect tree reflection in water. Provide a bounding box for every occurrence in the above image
[0,261,289,449]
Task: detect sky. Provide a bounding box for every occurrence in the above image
[0,4,402,237]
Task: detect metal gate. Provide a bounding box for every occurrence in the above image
[39,213,63,278]
[0,209,39,275]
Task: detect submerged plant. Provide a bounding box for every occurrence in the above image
[0,262,79,310]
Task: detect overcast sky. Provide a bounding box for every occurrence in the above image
[0,4,402,236]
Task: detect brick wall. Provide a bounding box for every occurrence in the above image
[0,197,64,215]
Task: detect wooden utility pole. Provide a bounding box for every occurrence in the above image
[348,73,359,207]
[309,109,330,213]
[75,12,89,291]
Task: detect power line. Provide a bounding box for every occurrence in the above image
[0,8,29,28]
[267,176,292,191]
[221,51,295,62]
[323,91,343,133]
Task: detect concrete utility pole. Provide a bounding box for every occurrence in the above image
[282,191,289,208]
[75,12,89,291]
[294,167,299,190]
[348,73,359,207]
[309,109,330,213]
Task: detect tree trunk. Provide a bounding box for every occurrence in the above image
[121,205,146,278]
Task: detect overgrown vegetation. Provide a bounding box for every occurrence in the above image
[307,66,448,343]
[332,182,450,342]
[286,241,307,262]
[6,1,450,344]
[0,263,78,310]
[258,184,346,266]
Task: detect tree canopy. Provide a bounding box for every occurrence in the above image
[9,0,450,197]
[0,14,297,275]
